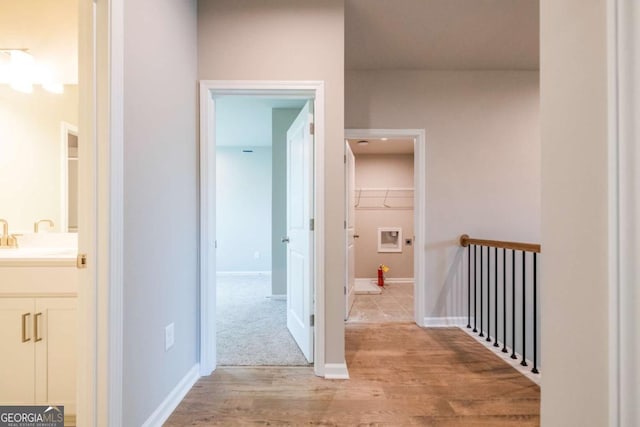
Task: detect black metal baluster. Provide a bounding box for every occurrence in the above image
[521,251,528,367]
[532,253,539,374]
[494,246,499,347]
[467,244,471,329]
[473,245,477,333]
[479,246,484,337]
[511,250,517,360]
[486,246,491,342]
[502,248,508,353]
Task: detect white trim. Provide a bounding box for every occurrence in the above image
[199,80,326,378]
[345,129,427,327]
[216,271,272,277]
[609,0,639,424]
[423,317,466,327]
[355,277,414,284]
[324,363,350,380]
[60,122,78,232]
[459,327,540,386]
[141,364,200,427]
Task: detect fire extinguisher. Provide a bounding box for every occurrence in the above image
[377,266,385,287]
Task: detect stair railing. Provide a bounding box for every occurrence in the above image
[460,234,541,374]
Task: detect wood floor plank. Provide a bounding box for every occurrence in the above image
[165,324,540,426]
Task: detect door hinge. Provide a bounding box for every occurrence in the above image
[310,123,315,135]
[344,154,347,164]
[344,286,346,295]
[310,314,315,327]
[344,220,347,229]
[310,218,315,231]
[76,254,88,269]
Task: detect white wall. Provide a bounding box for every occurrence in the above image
[199,0,345,366]
[346,70,540,320]
[0,85,78,232]
[216,147,272,272]
[540,0,609,425]
[122,0,198,425]
[272,108,300,295]
[353,154,414,278]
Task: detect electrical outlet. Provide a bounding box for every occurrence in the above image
[254,251,260,259]
[165,323,175,351]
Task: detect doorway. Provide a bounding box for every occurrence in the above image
[344,129,426,326]
[214,96,310,366]
[199,81,327,377]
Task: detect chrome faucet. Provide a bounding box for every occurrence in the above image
[34,219,55,233]
[0,219,18,248]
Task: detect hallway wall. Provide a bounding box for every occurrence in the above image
[346,70,540,321]
[122,0,198,425]
[540,0,609,425]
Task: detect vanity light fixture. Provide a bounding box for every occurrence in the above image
[0,49,64,94]
[357,140,369,145]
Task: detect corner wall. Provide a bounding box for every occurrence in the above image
[122,0,198,425]
[346,70,540,320]
[199,0,345,366]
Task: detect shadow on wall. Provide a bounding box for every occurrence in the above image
[430,241,465,318]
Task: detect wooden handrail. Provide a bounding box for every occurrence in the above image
[459,234,541,253]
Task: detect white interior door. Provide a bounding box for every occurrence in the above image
[285,101,314,363]
[345,142,356,319]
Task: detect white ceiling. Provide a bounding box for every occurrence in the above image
[346,0,539,70]
[0,0,78,84]
[215,97,306,147]
[348,138,414,155]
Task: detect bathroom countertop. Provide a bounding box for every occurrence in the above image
[0,247,77,267]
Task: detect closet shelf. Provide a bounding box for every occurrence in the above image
[352,187,414,210]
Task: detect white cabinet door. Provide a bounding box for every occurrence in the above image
[35,297,77,414]
[0,298,36,405]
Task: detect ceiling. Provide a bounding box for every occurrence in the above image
[216,97,307,147]
[0,0,78,84]
[348,138,414,155]
[346,0,539,70]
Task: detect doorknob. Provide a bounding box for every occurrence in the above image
[281,236,290,243]
[354,234,360,239]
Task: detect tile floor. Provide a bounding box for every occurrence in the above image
[348,282,414,323]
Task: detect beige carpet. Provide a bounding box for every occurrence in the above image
[216,274,309,366]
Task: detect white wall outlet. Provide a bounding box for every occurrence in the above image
[165,323,175,351]
[254,251,260,259]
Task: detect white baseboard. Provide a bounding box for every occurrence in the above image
[216,271,271,277]
[324,362,350,380]
[356,277,414,284]
[458,327,541,385]
[423,316,466,327]
[267,294,286,300]
[141,364,200,427]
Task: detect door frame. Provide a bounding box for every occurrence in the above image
[199,80,326,377]
[60,122,78,232]
[608,0,639,423]
[77,0,124,425]
[344,129,427,326]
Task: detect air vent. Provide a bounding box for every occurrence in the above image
[242,149,254,153]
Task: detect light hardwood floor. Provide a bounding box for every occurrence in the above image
[165,324,540,426]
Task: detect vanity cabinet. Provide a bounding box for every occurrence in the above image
[0,297,76,413]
